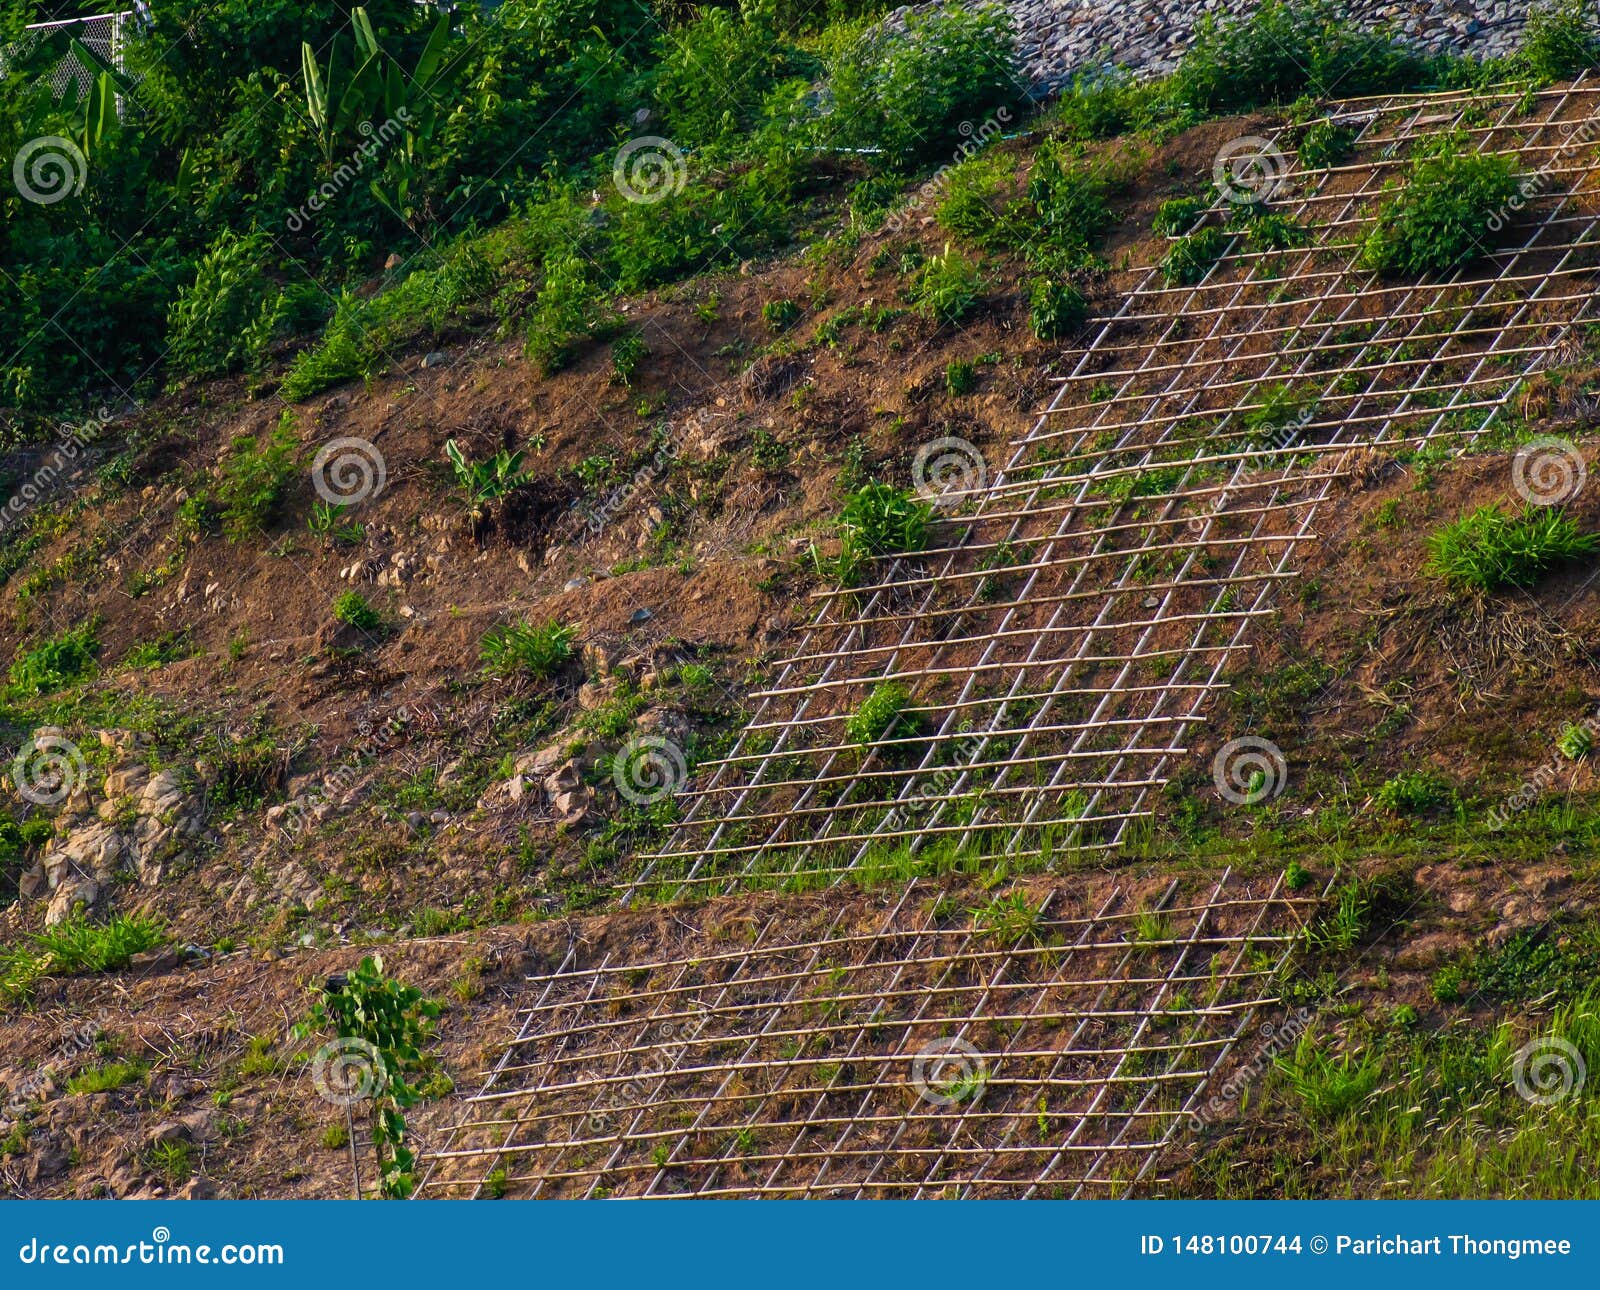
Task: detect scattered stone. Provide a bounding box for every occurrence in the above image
[128,947,182,975]
[543,761,584,798]
[145,1121,190,1148]
[552,789,594,825]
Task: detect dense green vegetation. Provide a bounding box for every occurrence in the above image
[0,0,1595,429]
[0,0,1020,419]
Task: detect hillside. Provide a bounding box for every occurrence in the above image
[5,0,1600,1201]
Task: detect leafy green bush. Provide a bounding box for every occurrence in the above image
[279,247,495,401]
[480,619,575,679]
[165,229,305,380]
[1519,0,1600,83]
[761,298,803,332]
[1424,504,1599,592]
[122,631,194,671]
[611,330,647,386]
[1171,0,1430,115]
[1050,70,1168,141]
[1028,278,1088,340]
[651,7,795,148]
[937,154,1024,248]
[944,358,977,395]
[845,680,928,748]
[278,296,375,401]
[1160,226,1229,285]
[524,250,602,375]
[293,954,439,1198]
[332,591,383,631]
[217,414,298,542]
[1558,721,1596,760]
[909,246,982,324]
[819,3,1021,165]
[1359,145,1524,276]
[1026,143,1112,261]
[1153,195,1207,237]
[10,622,100,694]
[1295,118,1358,170]
[1242,211,1310,250]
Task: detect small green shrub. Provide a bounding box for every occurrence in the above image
[1153,195,1207,236]
[1557,722,1596,760]
[944,358,977,395]
[481,620,575,679]
[610,330,647,387]
[1027,143,1112,261]
[166,229,300,380]
[1171,1,1429,115]
[1519,0,1600,83]
[332,591,383,632]
[820,4,1022,164]
[1295,118,1358,170]
[1424,504,1599,592]
[652,7,792,147]
[1241,382,1313,443]
[10,622,100,694]
[1431,963,1467,1003]
[278,293,377,402]
[1242,211,1310,250]
[761,298,803,332]
[217,414,298,543]
[909,246,981,325]
[1028,278,1088,340]
[122,631,193,671]
[1160,226,1229,285]
[1050,70,1167,141]
[1374,768,1459,817]
[937,154,1026,249]
[524,251,602,375]
[292,954,440,1198]
[1359,145,1524,276]
[845,681,928,750]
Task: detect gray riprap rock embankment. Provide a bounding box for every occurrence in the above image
[889,0,1532,93]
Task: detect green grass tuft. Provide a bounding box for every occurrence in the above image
[1424,504,1599,593]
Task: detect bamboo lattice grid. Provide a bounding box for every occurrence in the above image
[625,80,1600,900]
[420,871,1312,1198]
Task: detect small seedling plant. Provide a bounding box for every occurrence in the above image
[294,955,440,1199]
[445,439,532,520]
